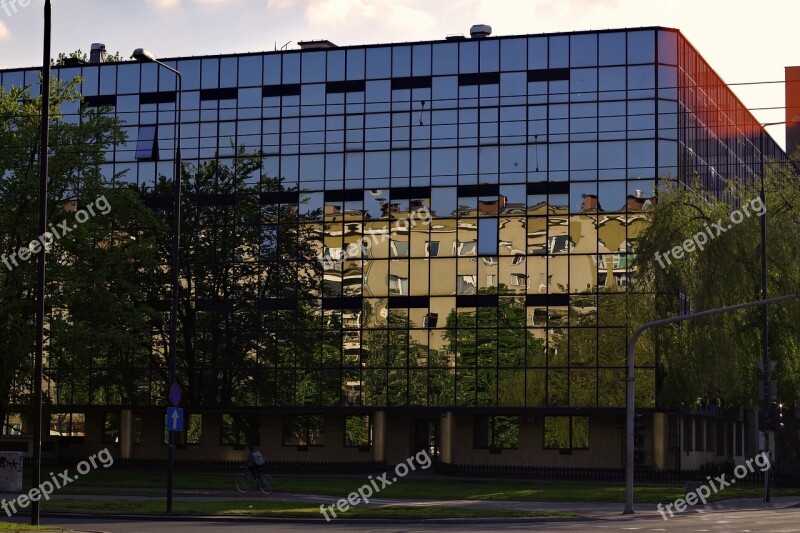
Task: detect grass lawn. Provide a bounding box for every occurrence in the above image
[51,471,800,504]
[0,523,62,532]
[40,499,578,519]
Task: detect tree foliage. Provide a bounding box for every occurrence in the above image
[144,150,327,407]
[0,79,162,425]
[632,158,800,409]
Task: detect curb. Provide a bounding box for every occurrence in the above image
[15,511,590,525]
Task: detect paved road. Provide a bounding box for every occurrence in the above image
[5,490,799,532]
[6,507,800,532]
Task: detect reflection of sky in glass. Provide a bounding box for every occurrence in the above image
[478,218,499,256]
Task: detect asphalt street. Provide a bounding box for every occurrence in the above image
[4,496,800,533]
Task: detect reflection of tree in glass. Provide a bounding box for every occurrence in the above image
[0,79,164,421]
[443,286,544,407]
[361,304,428,407]
[145,148,326,407]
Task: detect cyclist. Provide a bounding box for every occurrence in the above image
[244,445,265,481]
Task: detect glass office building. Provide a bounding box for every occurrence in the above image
[0,27,785,468]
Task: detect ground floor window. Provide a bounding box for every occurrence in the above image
[283,414,325,447]
[103,413,119,444]
[2,414,23,436]
[49,413,85,438]
[544,416,589,450]
[344,415,372,448]
[220,414,260,446]
[474,415,519,450]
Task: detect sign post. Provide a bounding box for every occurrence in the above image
[166,407,184,432]
[167,382,182,513]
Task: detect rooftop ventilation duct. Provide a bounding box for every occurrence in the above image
[297,40,338,50]
[470,24,492,39]
[90,43,107,64]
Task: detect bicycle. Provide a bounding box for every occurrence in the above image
[235,466,274,495]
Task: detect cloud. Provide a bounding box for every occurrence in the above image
[145,0,233,8]
[305,0,435,35]
[145,0,180,8]
[144,0,175,7]
[0,21,8,41]
[268,0,299,8]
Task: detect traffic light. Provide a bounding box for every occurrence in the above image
[759,403,784,432]
[769,403,783,432]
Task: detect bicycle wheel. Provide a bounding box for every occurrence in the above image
[258,473,274,495]
[235,472,251,493]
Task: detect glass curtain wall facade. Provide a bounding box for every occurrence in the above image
[0,27,786,457]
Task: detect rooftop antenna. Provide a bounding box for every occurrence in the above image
[281,41,292,51]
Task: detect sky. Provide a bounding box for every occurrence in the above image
[0,0,796,149]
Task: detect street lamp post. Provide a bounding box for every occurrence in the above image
[31,0,52,525]
[132,49,182,513]
[757,121,789,503]
[759,128,769,503]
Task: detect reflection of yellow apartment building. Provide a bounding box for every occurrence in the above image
[321,191,653,408]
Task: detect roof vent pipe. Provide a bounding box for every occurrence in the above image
[470,24,492,39]
[90,43,107,64]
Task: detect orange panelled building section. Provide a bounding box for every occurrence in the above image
[786,66,800,156]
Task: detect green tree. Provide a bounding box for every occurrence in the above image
[0,79,163,425]
[632,159,800,409]
[53,49,124,66]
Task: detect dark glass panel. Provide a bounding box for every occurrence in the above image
[479,39,499,71]
[392,46,412,77]
[99,65,116,94]
[432,42,459,75]
[628,30,655,64]
[412,44,431,76]
[81,66,99,95]
[177,59,200,90]
[459,41,479,73]
[570,33,597,67]
[528,37,548,69]
[201,58,219,89]
[548,35,569,68]
[598,31,626,66]
[264,54,282,85]
[282,53,301,84]
[238,55,262,87]
[220,56,238,87]
[658,30,678,65]
[347,48,366,80]
[366,47,391,79]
